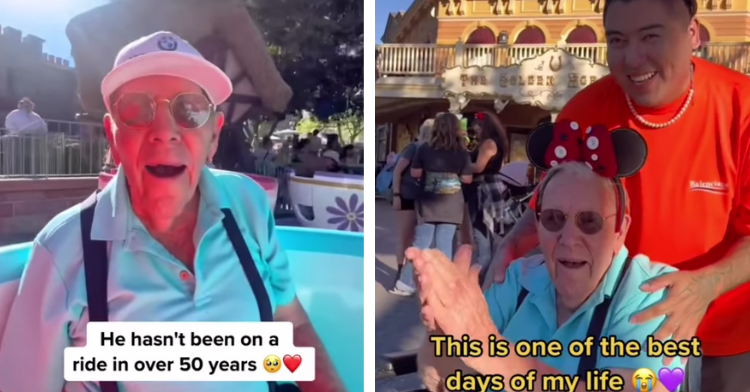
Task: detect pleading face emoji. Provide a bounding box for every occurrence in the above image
[263,355,281,373]
[632,368,657,392]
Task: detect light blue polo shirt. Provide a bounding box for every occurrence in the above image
[0,166,295,392]
[486,248,686,377]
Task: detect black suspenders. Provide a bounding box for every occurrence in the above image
[79,192,280,392]
[514,256,633,377]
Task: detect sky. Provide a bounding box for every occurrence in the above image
[1,0,408,57]
[376,0,414,43]
[0,0,107,64]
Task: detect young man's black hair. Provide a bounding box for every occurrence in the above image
[603,0,697,20]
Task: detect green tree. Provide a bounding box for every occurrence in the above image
[247,0,363,120]
[296,116,324,135]
[327,110,363,145]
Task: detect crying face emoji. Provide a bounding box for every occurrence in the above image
[263,355,281,373]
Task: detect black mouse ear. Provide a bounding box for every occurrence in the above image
[610,128,648,177]
[526,123,555,171]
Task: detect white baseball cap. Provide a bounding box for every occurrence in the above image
[101,31,232,109]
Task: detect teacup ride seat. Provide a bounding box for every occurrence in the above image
[287,171,364,233]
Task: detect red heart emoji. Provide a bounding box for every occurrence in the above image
[283,354,302,373]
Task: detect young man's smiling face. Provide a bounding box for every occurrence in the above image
[604,0,699,108]
[104,75,224,220]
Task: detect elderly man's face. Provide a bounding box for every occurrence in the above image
[536,169,630,308]
[104,75,224,218]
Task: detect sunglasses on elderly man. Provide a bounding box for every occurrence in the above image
[539,209,617,235]
[112,92,215,129]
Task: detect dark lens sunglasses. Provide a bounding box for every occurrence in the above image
[539,209,616,235]
[113,92,215,129]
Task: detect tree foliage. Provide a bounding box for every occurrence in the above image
[293,110,363,145]
[247,0,363,120]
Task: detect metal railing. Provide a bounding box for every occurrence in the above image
[376,42,750,77]
[0,133,108,177]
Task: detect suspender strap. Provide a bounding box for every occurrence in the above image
[79,192,120,392]
[221,209,274,322]
[221,208,277,392]
[576,256,633,377]
[516,287,529,312]
[513,257,633,376]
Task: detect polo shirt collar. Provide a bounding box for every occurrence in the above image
[90,165,230,242]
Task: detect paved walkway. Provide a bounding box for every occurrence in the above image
[374,198,425,392]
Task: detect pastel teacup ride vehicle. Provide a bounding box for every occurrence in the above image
[287,171,364,233]
[0,189,364,392]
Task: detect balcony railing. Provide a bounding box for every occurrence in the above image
[376,42,750,77]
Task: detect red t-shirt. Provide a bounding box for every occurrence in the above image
[530,58,750,356]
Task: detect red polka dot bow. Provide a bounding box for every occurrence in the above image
[543,120,618,177]
[526,119,648,179]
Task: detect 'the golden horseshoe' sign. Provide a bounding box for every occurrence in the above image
[548,55,563,72]
[441,48,611,112]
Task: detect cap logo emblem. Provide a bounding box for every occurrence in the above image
[157,36,178,51]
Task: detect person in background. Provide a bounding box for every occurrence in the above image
[321,149,342,172]
[468,111,510,278]
[391,113,472,296]
[486,0,750,389]
[4,97,48,135]
[389,119,433,296]
[324,133,342,154]
[292,138,337,177]
[254,135,276,162]
[458,115,484,247]
[307,129,322,152]
[340,145,359,166]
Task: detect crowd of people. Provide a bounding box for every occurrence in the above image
[387,110,511,296]
[253,130,363,178]
[406,0,750,391]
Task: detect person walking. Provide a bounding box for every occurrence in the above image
[391,113,473,296]
[389,119,433,295]
[466,111,509,277]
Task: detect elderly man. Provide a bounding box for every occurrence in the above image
[487,0,750,389]
[416,123,689,392]
[3,97,47,135]
[0,32,344,392]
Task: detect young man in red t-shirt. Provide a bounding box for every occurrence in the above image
[486,0,750,390]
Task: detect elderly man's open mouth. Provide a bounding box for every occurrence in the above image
[145,164,188,178]
[557,258,589,269]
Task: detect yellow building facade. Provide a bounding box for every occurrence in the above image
[375,0,750,163]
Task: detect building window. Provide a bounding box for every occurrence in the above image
[514,26,545,44]
[565,26,597,44]
[466,27,496,44]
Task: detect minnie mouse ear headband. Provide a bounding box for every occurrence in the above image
[526,119,648,231]
[526,119,647,177]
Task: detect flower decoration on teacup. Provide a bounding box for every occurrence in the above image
[525,119,648,179]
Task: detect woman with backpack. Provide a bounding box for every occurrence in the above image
[391,113,473,296]
[388,119,433,295]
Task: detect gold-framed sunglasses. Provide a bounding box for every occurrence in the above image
[112,92,215,129]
